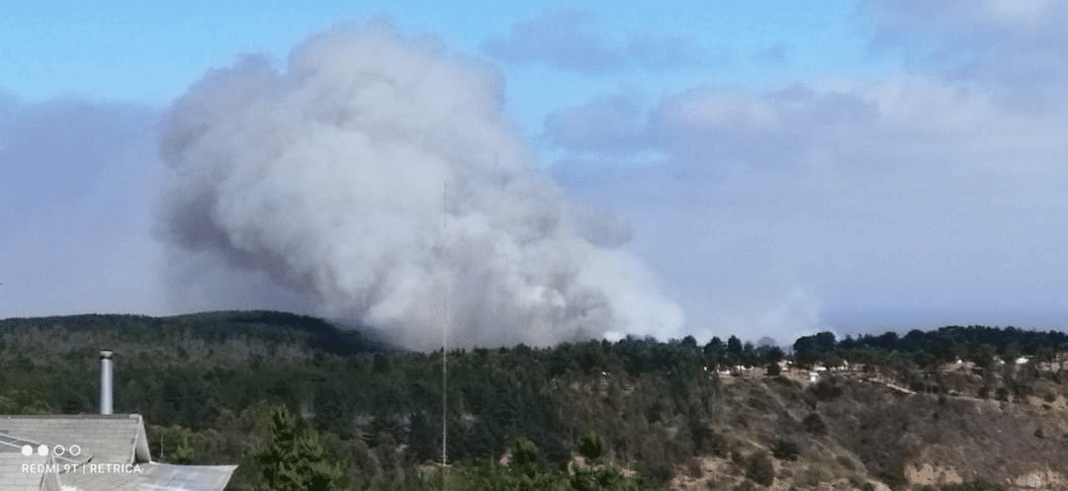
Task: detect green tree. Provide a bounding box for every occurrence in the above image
[172,434,195,464]
[727,336,743,356]
[570,465,642,491]
[474,437,566,491]
[579,433,603,461]
[254,405,344,491]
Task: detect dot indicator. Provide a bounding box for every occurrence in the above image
[37,445,47,456]
[53,445,65,456]
[21,445,31,456]
[69,445,81,456]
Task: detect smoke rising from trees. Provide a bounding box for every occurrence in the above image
[156,21,683,349]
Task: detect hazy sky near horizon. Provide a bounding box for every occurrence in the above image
[3,0,1068,345]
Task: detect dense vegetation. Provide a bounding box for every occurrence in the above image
[1,311,1067,490]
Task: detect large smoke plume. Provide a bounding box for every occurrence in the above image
[157,21,683,349]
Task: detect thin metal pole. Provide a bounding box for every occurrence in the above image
[442,180,449,487]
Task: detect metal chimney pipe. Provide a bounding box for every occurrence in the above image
[100,350,113,415]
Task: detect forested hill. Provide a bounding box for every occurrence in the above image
[0,310,392,355]
[2,311,1068,490]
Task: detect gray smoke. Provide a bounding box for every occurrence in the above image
[156,21,683,349]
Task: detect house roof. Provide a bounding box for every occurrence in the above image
[58,462,238,491]
[0,414,235,491]
[0,414,149,465]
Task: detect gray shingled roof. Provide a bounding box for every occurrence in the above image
[0,414,149,465]
[0,453,50,491]
[0,414,236,491]
[58,462,237,491]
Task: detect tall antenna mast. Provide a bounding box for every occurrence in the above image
[442,180,449,479]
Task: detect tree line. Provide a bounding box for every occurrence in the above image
[1,312,1066,489]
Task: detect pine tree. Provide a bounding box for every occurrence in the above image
[254,405,344,491]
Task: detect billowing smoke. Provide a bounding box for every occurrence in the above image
[156,21,683,349]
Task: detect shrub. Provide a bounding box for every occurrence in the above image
[802,413,827,435]
[578,433,602,460]
[571,465,642,491]
[772,438,801,461]
[836,455,856,471]
[812,380,843,401]
[745,452,775,487]
[996,387,1009,401]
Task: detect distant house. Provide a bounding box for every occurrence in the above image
[0,413,235,491]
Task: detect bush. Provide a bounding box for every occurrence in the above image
[996,387,1009,401]
[802,413,827,436]
[578,433,603,460]
[812,380,843,401]
[570,465,642,491]
[836,455,856,471]
[772,438,800,461]
[745,452,775,486]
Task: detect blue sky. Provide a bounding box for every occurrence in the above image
[3,0,1068,347]
[1,1,886,127]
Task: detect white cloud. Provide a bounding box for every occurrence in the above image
[481,9,708,73]
[545,56,1068,343]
